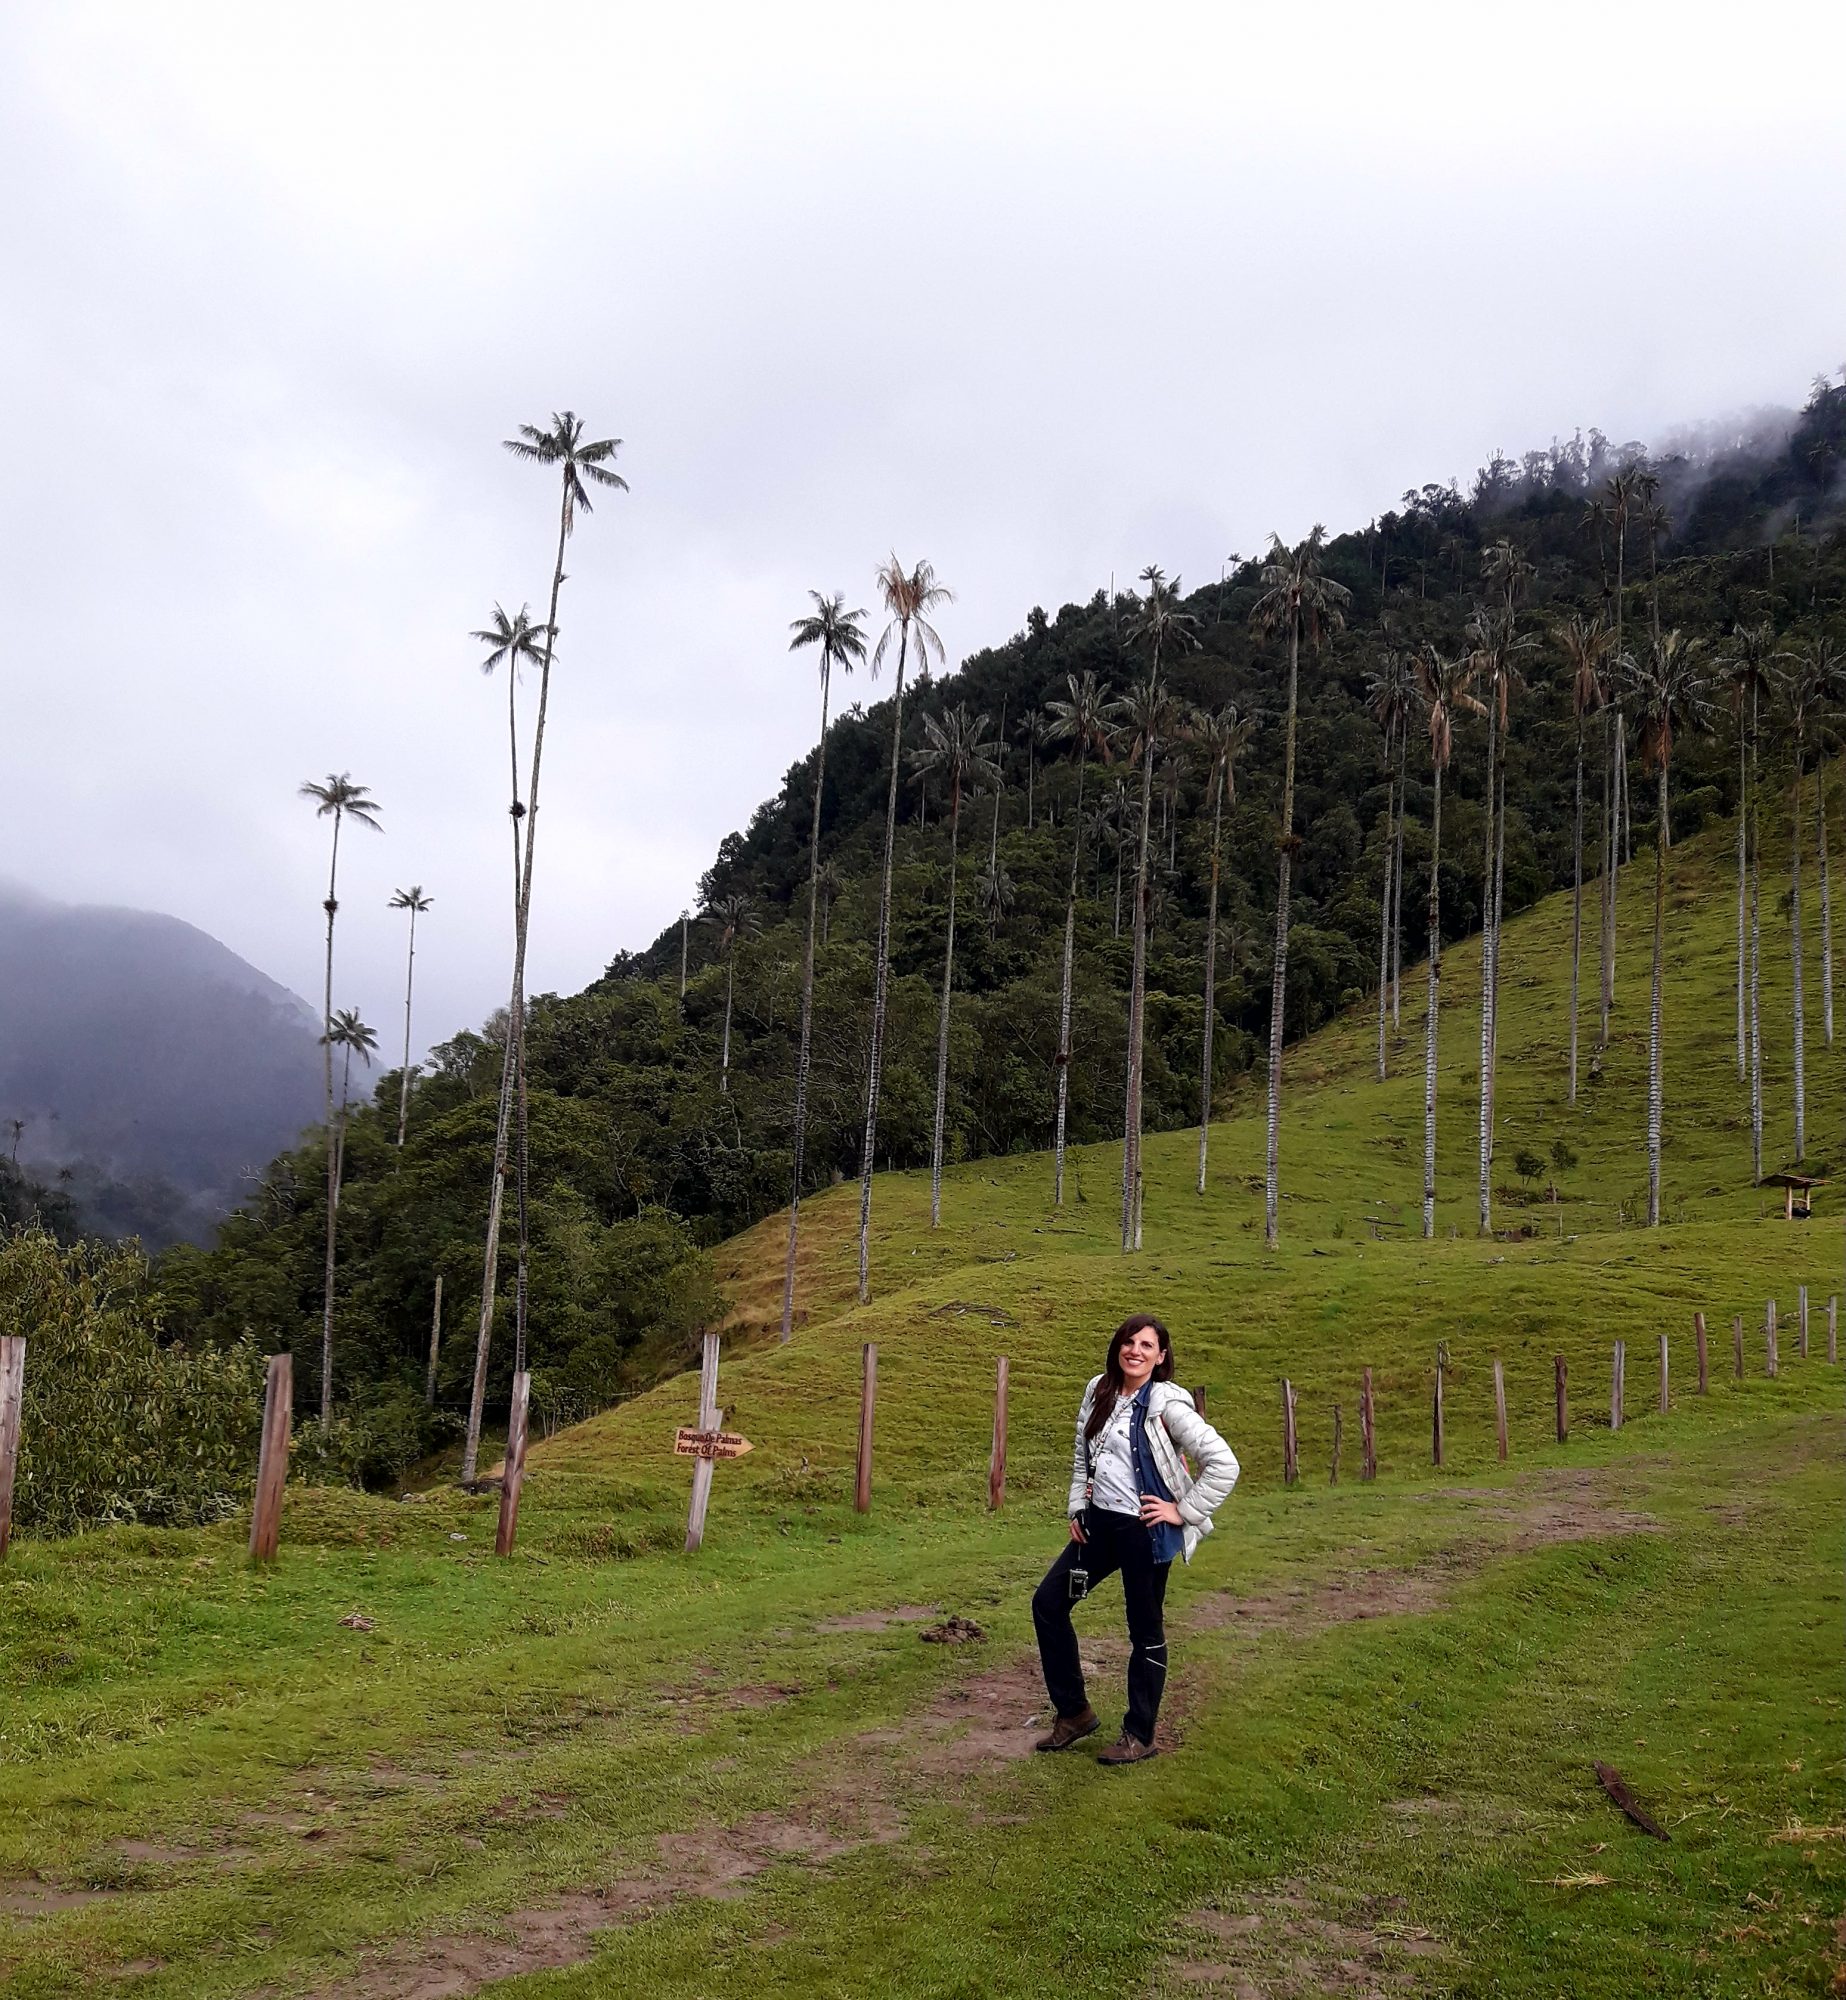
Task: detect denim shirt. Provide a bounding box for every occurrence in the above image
[1127,1384,1186,1564]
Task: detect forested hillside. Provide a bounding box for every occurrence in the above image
[153,374,1846,1461]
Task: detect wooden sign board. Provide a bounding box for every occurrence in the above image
[675,1427,753,1461]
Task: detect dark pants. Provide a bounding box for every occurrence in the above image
[1032,1508,1172,1745]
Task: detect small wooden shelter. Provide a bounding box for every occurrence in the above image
[1761,1171,1824,1221]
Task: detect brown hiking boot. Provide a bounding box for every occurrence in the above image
[1034,1706,1100,1752]
[1097,1732,1158,1767]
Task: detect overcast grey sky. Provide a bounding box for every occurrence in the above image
[6,1,1844,1061]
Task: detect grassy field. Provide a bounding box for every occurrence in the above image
[3,825,1842,1999]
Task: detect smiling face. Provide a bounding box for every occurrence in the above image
[1115,1323,1167,1390]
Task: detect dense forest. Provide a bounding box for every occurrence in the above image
[141,374,1846,1483]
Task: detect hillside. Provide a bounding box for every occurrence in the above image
[153,375,1846,1431]
[4,825,1841,1996]
[0,883,322,1244]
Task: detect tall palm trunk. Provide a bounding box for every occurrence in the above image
[1113,833,1123,937]
[1749,716,1763,1182]
[1121,723,1157,1252]
[719,948,736,1093]
[1477,678,1499,1236]
[1390,723,1407,1025]
[1375,718,1396,1083]
[1569,714,1585,1102]
[1601,531,1626,1036]
[779,665,834,1340]
[1199,761,1226,1192]
[1489,756,1507,1138]
[1646,758,1668,1225]
[1819,755,1834,1045]
[1422,764,1445,1239]
[1735,726,1748,1074]
[1264,620,1301,1248]
[1053,755,1088,1205]
[318,811,343,1426]
[1791,755,1808,1160]
[395,901,422,1149]
[855,628,911,1303]
[930,784,964,1228]
[1599,708,1616,1043]
[462,490,568,1483]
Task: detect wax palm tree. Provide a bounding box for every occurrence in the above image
[911,704,1001,1227]
[472,604,549,907]
[1192,703,1258,1192]
[1560,617,1612,1103]
[1365,650,1417,1081]
[1045,669,1112,1203]
[299,774,382,1425]
[704,892,758,1096]
[1627,632,1713,1224]
[1779,639,1840,1160]
[319,1005,378,1394]
[815,858,844,946]
[1724,623,1776,1155]
[976,859,1015,937]
[1414,648,1475,1239]
[779,591,868,1340]
[1250,530,1351,1246]
[463,412,625,1484]
[855,556,951,1302]
[1598,465,1645,1040]
[1020,708,1055,828]
[1113,569,1197,1250]
[388,887,433,1148]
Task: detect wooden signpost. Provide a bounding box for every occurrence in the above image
[0,1336,24,1562]
[494,1370,532,1558]
[1280,1378,1299,1486]
[1360,1367,1376,1482]
[855,1343,877,1514]
[988,1357,1009,1511]
[1554,1353,1568,1443]
[1610,1340,1625,1432]
[681,1332,751,1554]
[1492,1358,1509,1462]
[248,1352,292,1562]
[1693,1311,1708,1396]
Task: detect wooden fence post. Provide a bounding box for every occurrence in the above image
[1766,1301,1779,1379]
[1829,1295,1838,1366]
[1610,1340,1625,1432]
[1281,1378,1299,1486]
[494,1370,533,1557]
[424,1273,443,1408]
[855,1342,877,1513]
[248,1352,292,1562]
[683,1332,722,1553]
[1432,1349,1446,1468]
[1492,1358,1509,1462]
[0,1336,25,1562]
[1554,1353,1568,1443]
[1329,1402,1343,1485]
[1191,1384,1207,1417]
[988,1356,1009,1511]
[1657,1333,1669,1414]
[1360,1367,1376,1482]
[1732,1313,1744,1380]
[1693,1311,1708,1395]
[1798,1285,1809,1359]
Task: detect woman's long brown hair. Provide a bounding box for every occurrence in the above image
[1083,1313,1175,1444]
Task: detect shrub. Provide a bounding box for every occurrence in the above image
[0,1230,266,1538]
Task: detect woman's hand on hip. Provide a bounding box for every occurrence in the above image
[1068,1515,1087,1543]
[1138,1495,1183,1528]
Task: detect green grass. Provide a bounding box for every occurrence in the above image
[3,825,1842,1998]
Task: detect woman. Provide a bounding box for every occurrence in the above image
[1031,1312,1239,1765]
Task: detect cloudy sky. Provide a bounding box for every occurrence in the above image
[6,1,1844,1059]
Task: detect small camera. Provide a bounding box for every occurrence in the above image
[1068,1565,1090,1602]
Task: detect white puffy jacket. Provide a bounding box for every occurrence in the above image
[1067,1376,1240,1564]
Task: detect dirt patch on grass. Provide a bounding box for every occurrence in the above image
[0,1876,120,1915]
[1169,1884,1447,1996]
[1188,1567,1449,1635]
[300,1801,905,1998]
[814,1604,939,1632]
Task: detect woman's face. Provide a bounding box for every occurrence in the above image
[1116,1325,1165,1388]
